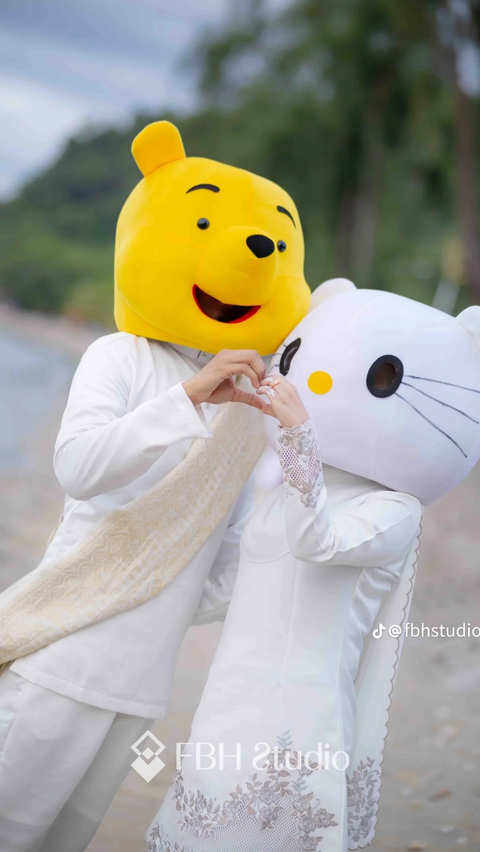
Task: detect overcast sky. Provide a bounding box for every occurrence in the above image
[0,0,228,198]
[2,1,479,201]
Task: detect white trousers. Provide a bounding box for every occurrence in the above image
[0,670,151,852]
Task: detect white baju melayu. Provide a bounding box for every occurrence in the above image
[149,420,422,852]
[0,333,253,852]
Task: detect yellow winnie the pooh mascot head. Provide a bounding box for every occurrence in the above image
[114,121,311,355]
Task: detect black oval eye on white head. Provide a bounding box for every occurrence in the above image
[280,338,302,376]
[367,355,404,398]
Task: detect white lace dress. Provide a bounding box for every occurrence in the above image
[148,421,422,852]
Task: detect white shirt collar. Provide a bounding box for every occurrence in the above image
[167,342,215,367]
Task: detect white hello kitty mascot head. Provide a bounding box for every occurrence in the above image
[268,279,480,504]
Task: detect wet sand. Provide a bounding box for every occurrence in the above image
[0,305,478,852]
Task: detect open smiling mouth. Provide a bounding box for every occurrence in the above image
[193,285,261,324]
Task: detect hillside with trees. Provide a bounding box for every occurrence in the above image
[0,0,478,325]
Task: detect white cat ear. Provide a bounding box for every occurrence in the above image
[456,306,480,348]
[309,278,357,311]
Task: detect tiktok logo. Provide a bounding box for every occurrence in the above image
[372,623,403,639]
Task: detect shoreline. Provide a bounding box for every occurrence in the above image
[0,302,101,360]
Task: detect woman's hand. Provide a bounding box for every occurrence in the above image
[256,374,310,428]
[183,349,268,412]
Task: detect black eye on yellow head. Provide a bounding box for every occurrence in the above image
[280,338,302,376]
[277,240,287,252]
[197,218,210,230]
[367,355,403,398]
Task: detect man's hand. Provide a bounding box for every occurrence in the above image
[183,350,268,412]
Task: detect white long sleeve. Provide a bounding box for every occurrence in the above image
[54,335,211,500]
[275,421,422,572]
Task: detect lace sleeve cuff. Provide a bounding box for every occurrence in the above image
[274,419,324,508]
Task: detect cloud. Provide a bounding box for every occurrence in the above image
[0,75,91,196]
[0,0,227,197]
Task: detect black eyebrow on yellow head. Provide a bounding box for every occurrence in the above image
[186,183,220,194]
[277,205,296,227]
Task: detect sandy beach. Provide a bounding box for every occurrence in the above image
[0,304,479,852]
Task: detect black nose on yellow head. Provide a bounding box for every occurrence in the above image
[246,234,275,259]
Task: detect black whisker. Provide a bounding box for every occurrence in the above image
[401,382,479,424]
[405,375,480,395]
[396,393,468,458]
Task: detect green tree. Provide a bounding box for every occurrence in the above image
[196,0,479,300]
[0,0,477,317]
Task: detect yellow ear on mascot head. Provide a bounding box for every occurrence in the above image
[131,121,186,176]
[114,121,311,355]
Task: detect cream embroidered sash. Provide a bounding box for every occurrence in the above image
[0,399,266,673]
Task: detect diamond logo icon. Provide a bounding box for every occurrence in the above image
[131,730,166,782]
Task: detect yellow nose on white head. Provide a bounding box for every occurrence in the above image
[308,371,333,394]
